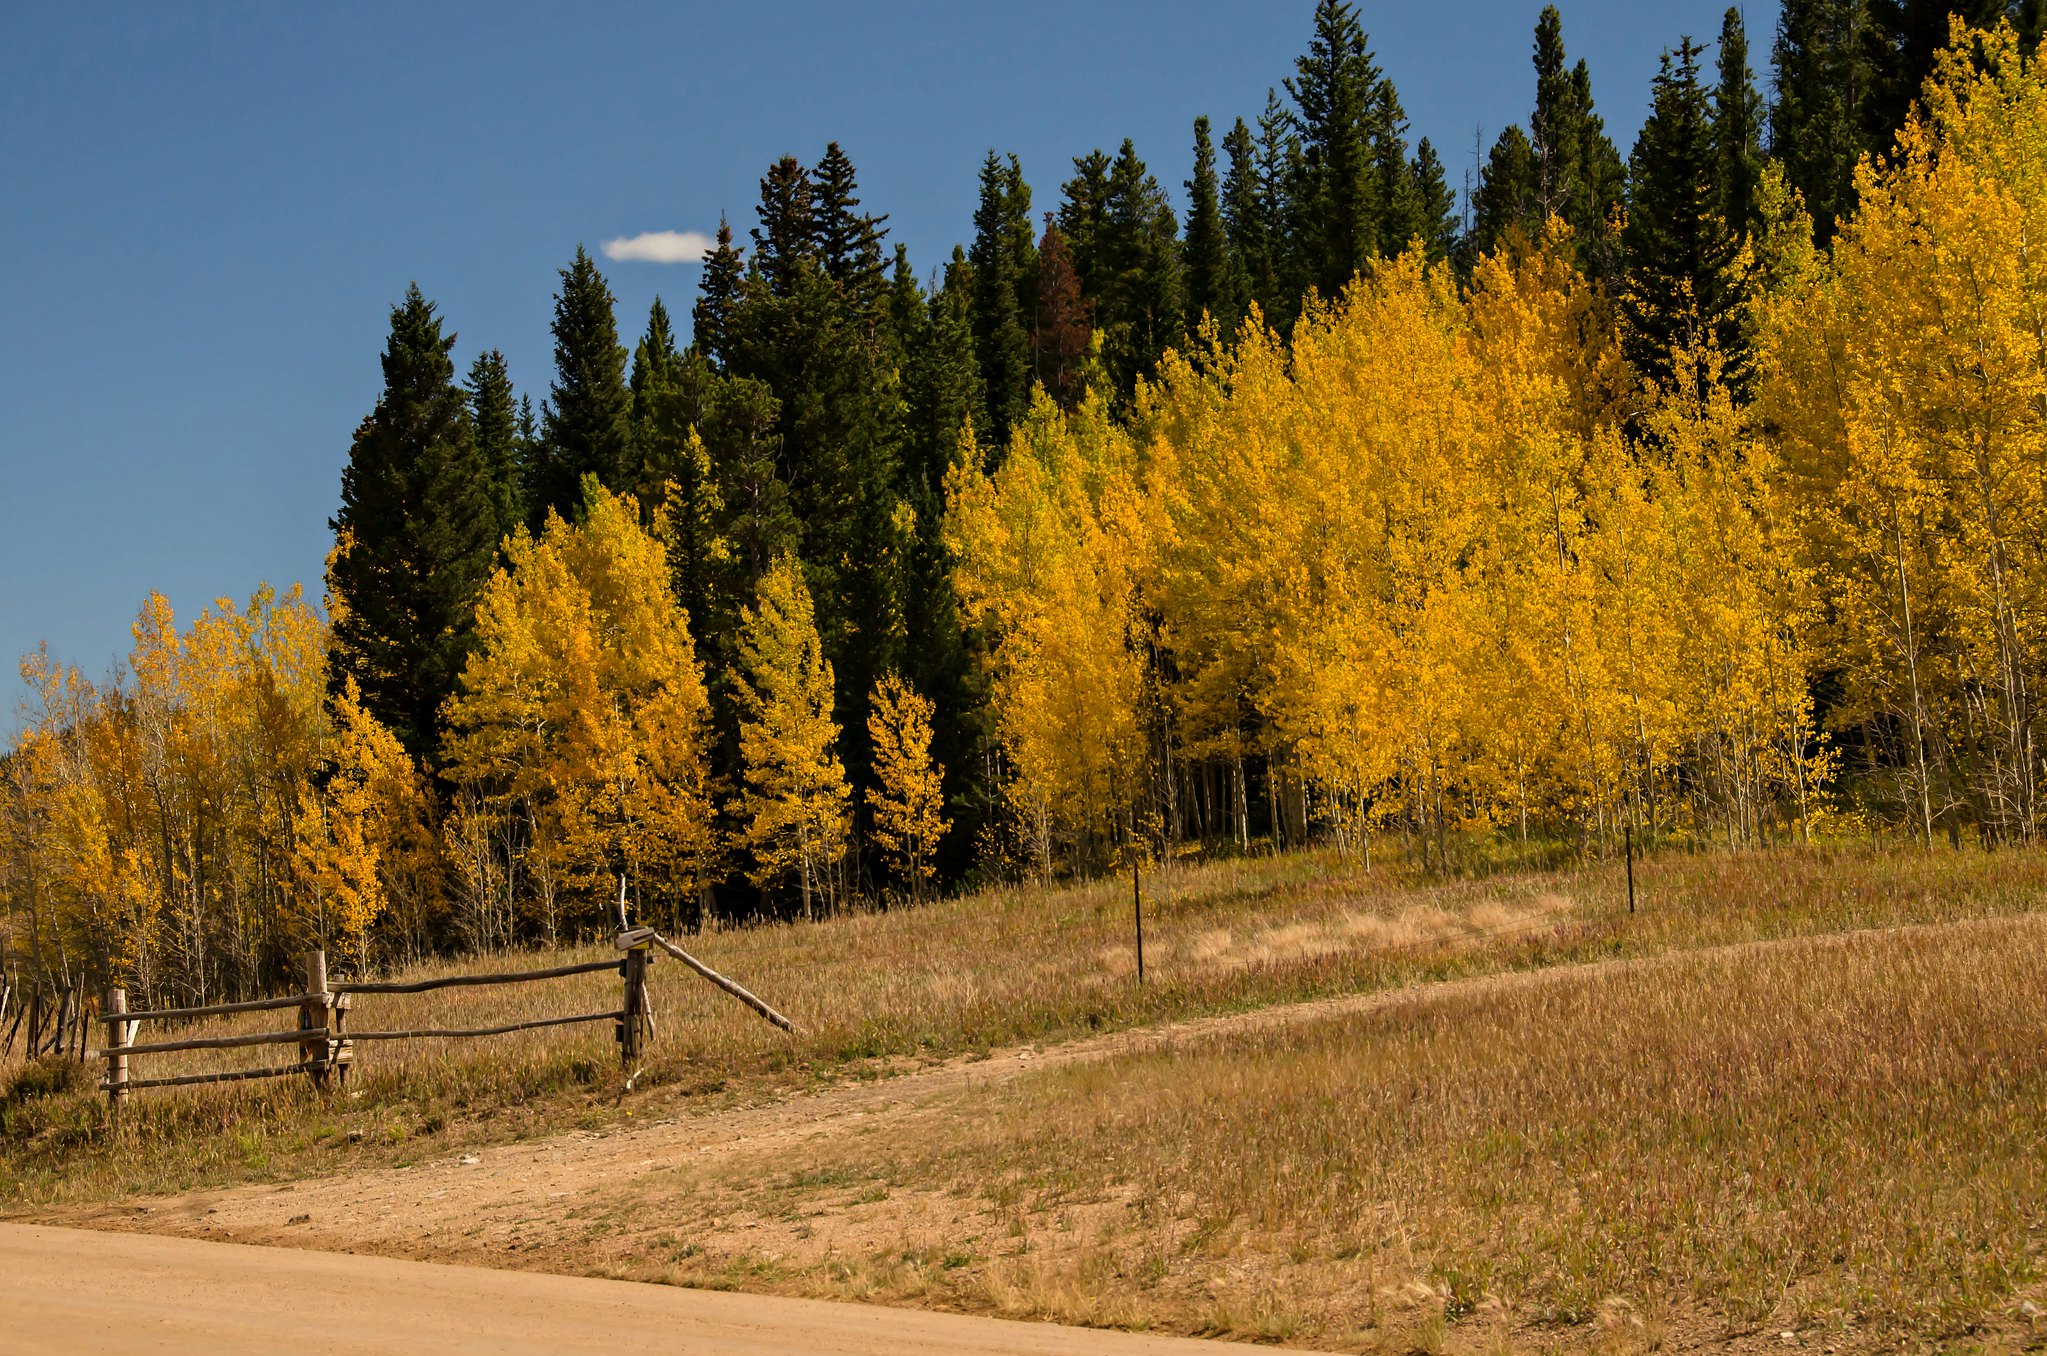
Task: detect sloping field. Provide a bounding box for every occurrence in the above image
[38,915,2047,1353]
[10,847,2047,1351]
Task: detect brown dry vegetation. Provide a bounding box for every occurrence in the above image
[6,844,2047,1352]
[616,916,2047,1352]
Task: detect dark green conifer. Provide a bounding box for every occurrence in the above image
[751,156,817,296]
[1520,7,1626,275]
[1254,90,1308,330]
[1221,116,1278,324]
[626,299,682,511]
[1369,82,1421,257]
[1623,39,1741,393]
[1410,139,1460,264]
[1863,0,2008,149]
[1286,0,1383,296]
[465,349,523,549]
[1093,140,1182,400]
[968,152,1037,451]
[692,216,746,369]
[631,297,680,409]
[532,247,632,524]
[1530,6,1580,220]
[1471,126,1540,257]
[1772,0,1873,244]
[330,286,498,760]
[813,141,890,320]
[1182,115,1245,338]
[1571,59,1629,280]
[1714,8,1768,241]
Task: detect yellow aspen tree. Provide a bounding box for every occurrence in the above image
[1767,22,2047,842]
[947,391,1149,874]
[292,675,421,965]
[732,551,851,915]
[865,672,948,902]
[446,485,716,935]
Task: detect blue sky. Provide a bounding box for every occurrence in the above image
[0,1,1776,725]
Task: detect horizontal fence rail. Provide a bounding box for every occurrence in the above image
[101,995,306,1025]
[331,958,626,995]
[340,1011,625,1042]
[95,920,793,1112]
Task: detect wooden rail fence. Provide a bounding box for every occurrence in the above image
[95,928,791,1111]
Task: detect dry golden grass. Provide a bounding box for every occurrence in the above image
[6,842,2047,1237]
[604,914,2047,1352]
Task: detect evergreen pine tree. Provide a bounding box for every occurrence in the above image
[1772,0,1873,244]
[1519,7,1626,275]
[1470,125,1540,257]
[1863,0,2009,149]
[466,349,524,550]
[692,216,746,369]
[721,153,911,802]
[533,247,632,524]
[751,155,817,296]
[1571,59,1630,280]
[330,286,499,759]
[905,249,983,500]
[1254,89,1308,330]
[1410,139,1460,264]
[1623,38,1742,393]
[968,152,1037,451]
[1057,149,1113,294]
[1369,81,1422,256]
[514,395,539,517]
[1093,140,1183,399]
[1714,7,1769,240]
[1286,0,1383,296]
[630,297,679,413]
[1182,115,1245,338]
[813,141,890,321]
[1530,5,1580,221]
[627,298,680,498]
[1221,115,1278,323]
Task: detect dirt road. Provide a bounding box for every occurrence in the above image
[0,1222,1307,1354]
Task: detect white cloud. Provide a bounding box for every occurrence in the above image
[600,230,715,264]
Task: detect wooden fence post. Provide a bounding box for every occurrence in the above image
[1133,857,1145,987]
[1625,825,1636,916]
[104,987,129,1115]
[301,950,332,1089]
[619,938,650,1066]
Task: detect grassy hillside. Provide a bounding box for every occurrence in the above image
[6,843,2047,1350]
[631,917,2044,1351]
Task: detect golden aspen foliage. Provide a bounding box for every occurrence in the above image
[947,390,1151,874]
[731,551,852,915]
[1764,21,2047,842]
[444,484,717,935]
[293,674,429,964]
[0,583,423,1007]
[865,671,948,901]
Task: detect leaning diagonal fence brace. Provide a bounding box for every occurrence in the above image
[616,927,796,1034]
